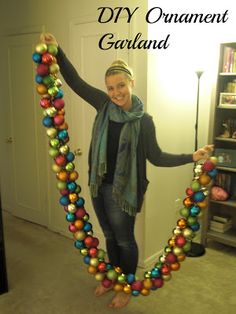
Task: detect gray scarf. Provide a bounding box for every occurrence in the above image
[89,95,144,216]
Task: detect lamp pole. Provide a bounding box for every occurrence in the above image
[186,70,206,257]
[195,70,204,151]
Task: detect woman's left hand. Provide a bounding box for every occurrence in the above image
[193,144,214,162]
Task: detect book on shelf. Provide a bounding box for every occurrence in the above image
[212,214,231,223]
[222,46,236,73]
[209,218,233,233]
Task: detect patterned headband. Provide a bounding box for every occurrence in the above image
[105,66,132,77]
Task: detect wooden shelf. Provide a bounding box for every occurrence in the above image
[215,137,236,142]
[216,166,236,172]
[210,199,236,208]
[201,42,236,249]
[217,105,236,109]
[219,72,236,76]
[207,229,236,247]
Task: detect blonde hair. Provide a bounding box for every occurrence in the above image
[105,59,134,81]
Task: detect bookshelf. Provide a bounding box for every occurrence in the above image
[201,42,236,248]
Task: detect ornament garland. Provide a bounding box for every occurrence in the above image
[32,42,217,297]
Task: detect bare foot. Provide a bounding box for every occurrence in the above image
[94,284,113,297]
[109,292,131,309]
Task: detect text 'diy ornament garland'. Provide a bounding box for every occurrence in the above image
[32,42,217,297]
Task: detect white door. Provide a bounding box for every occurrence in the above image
[68,19,130,244]
[1,33,48,226]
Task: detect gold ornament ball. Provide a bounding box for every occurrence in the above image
[113,283,124,292]
[141,288,150,296]
[52,164,61,173]
[95,273,105,282]
[123,284,131,294]
[90,258,99,267]
[73,230,86,241]
[59,145,69,155]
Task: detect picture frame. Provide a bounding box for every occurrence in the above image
[219,92,236,108]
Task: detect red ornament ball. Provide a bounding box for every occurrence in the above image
[89,248,98,258]
[202,160,215,172]
[186,187,194,197]
[165,252,177,264]
[175,235,186,247]
[98,262,107,272]
[55,154,67,167]
[92,237,99,248]
[42,52,54,65]
[53,98,65,110]
[84,235,94,248]
[75,207,86,219]
[131,280,143,291]
[54,114,65,126]
[152,278,164,288]
[36,63,49,76]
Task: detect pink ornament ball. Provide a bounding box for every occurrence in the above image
[202,160,215,172]
[69,223,77,233]
[102,278,113,288]
[53,98,65,110]
[36,63,49,76]
[40,98,51,109]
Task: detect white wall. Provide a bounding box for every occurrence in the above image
[145,0,236,260]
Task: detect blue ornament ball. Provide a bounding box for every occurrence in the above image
[74,240,84,249]
[42,116,54,127]
[55,89,64,99]
[208,168,218,178]
[58,129,68,141]
[127,273,136,284]
[66,212,75,222]
[32,52,42,63]
[66,151,75,162]
[151,268,160,278]
[190,222,200,231]
[60,195,70,206]
[192,191,205,203]
[132,290,140,297]
[76,197,85,207]
[83,255,90,265]
[190,205,201,216]
[83,222,92,232]
[67,182,77,192]
[106,263,113,271]
[35,74,43,84]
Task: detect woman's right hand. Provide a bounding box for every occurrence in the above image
[40,33,58,47]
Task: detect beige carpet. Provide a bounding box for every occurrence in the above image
[0,211,236,314]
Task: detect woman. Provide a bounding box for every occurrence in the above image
[40,33,213,309]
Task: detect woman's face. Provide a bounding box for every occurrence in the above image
[105,73,134,111]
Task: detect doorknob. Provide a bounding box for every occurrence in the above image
[74,148,83,156]
[5,137,13,143]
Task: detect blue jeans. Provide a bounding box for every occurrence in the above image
[92,183,138,274]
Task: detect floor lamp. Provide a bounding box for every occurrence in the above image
[186,70,206,257]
